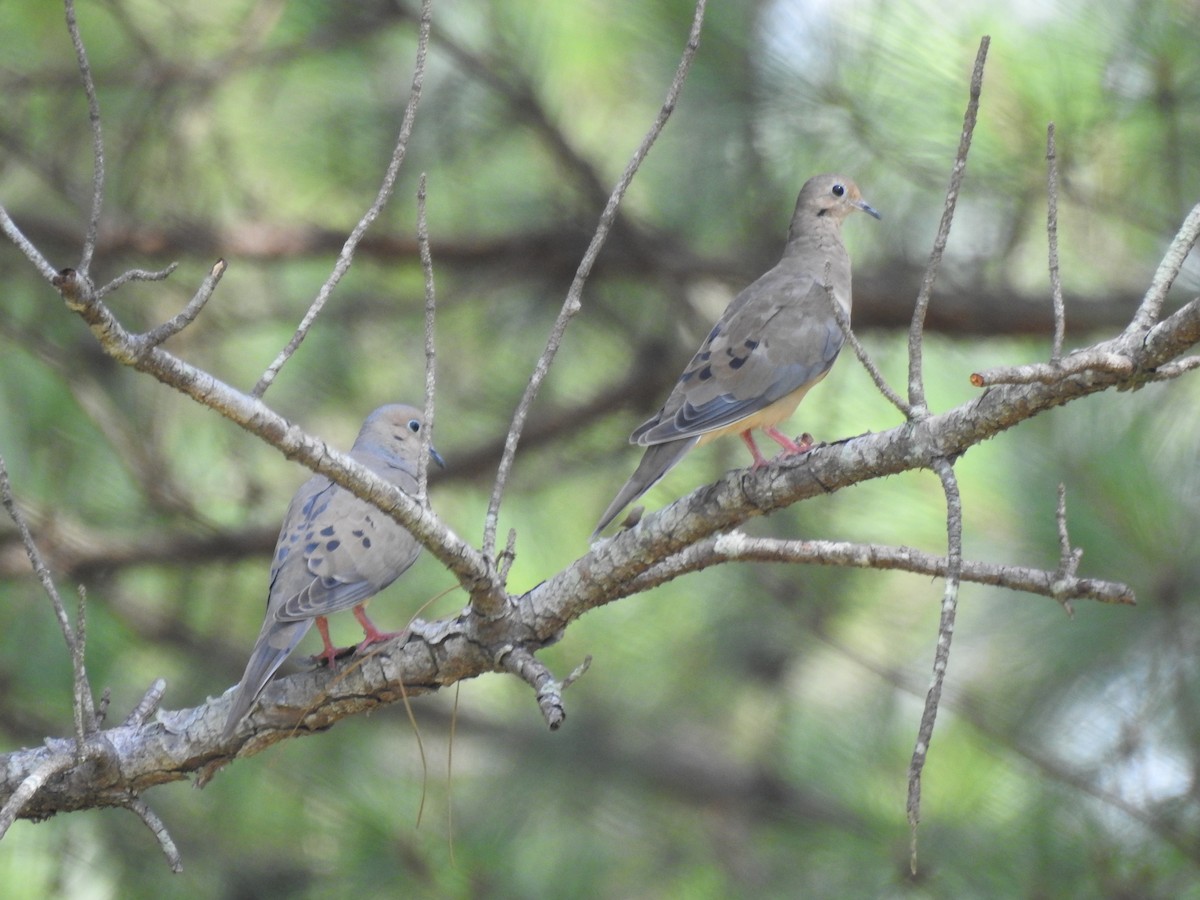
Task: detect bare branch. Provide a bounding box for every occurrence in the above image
[499,647,566,731]
[1126,202,1200,336]
[123,797,183,873]
[482,0,708,559]
[123,679,169,729]
[0,457,95,744]
[823,261,910,416]
[970,350,1135,386]
[908,457,964,875]
[136,259,227,347]
[1052,484,1083,616]
[907,36,989,415]
[0,206,58,281]
[64,0,105,275]
[251,0,433,398]
[71,586,95,752]
[1046,124,1066,363]
[1145,354,1200,381]
[95,263,179,299]
[416,174,437,504]
[622,533,1133,606]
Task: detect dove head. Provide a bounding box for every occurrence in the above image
[788,174,881,241]
[353,404,446,469]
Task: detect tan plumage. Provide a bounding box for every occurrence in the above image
[594,174,879,537]
[223,404,443,737]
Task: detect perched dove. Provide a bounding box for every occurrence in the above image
[594,174,879,537]
[223,404,444,737]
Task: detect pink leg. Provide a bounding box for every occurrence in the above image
[762,426,813,456]
[739,430,770,469]
[353,605,407,653]
[313,616,340,669]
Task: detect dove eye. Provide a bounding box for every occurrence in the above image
[407,419,421,433]
[831,183,845,197]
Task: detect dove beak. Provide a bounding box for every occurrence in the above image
[856,199,882,220]
[429,446,447,469]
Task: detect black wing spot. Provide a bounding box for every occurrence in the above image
[325,539,341,551]
[697,365,713,381]
[320,525,335,537]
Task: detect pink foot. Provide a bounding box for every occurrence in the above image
[762,426,814,456]
[739,431,770,470]
[353,605,407,653]
[313,616,344,669]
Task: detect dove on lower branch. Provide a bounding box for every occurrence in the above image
[594,174,880,537]
[223,403,444,737]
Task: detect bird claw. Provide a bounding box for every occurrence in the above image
[355,628,408,654]
[312,644,355,669]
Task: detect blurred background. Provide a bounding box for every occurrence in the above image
[2,0,1200,896]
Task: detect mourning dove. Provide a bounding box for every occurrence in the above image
[594,174,879,537]
[223,404,444,737]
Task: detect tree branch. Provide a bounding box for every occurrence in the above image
[251,0,432,398]
[907,35,989,416]
[481,0,708,561]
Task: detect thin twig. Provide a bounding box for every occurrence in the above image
[970,350,1134,386]
[0,457,95,748]
[1052,484,1083,616]
[907,36,989,416]
[626,532,1133,605]
[908,457,963,875]
[95,263,179,300]
[823,261,910,416]
[123,679,168,728]
[123,797,183,873]
[1145,355,1200,380]
[482,0,708,559]
[416,174,437,503]
[500,647,566,730]
[0,206,58,281]
[498,528,518,584]
[251,0,433,398]
[1126,202,1200,336]
[138,259,227,347]
[72,585,96,750]
[64,0,105,276]
[1046,124,1066,363]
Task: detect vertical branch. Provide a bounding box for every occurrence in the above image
[63,0,105,276]
[251,0,433,398]
[0,457,96,749]
[1046,124,1066,363]
[416,173,438,503]
[481,0,708,560]
[907,456,963,875]
[907,36,989,416]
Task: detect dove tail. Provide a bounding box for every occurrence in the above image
[222,619,312,739]
[593,438,698,539]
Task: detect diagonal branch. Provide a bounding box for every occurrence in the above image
[907,36,989,415]
[481,0,708,560]
[251,0,433,398]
